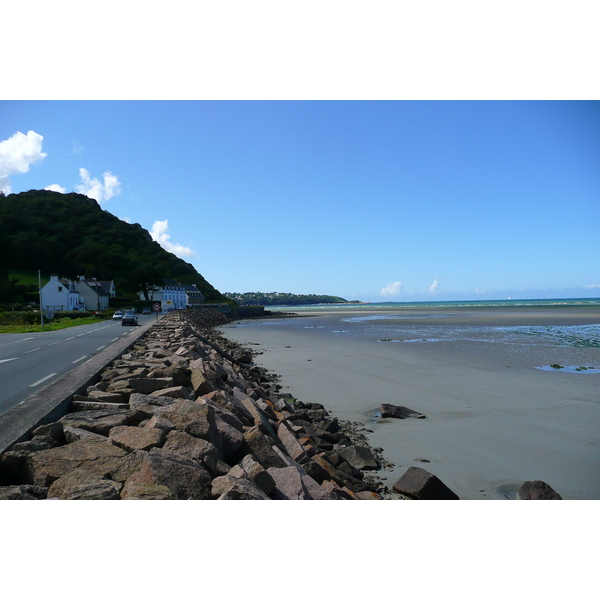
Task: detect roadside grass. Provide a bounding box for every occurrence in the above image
[5,268,50,287]
[0,316,108,334]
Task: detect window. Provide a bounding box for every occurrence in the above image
[58,286,62,291]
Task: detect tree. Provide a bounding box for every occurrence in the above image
[0,189,229,303]
[125,265,164,301]
[0,269,37,303]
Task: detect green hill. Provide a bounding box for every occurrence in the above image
[0,189,228,304]
[224,291,358,306]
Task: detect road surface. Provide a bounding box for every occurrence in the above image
[0,315,154,417]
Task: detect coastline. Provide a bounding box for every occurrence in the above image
[220,304,600,499]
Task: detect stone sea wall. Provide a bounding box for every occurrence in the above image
[0,309,393,500]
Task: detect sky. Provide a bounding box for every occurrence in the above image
[2,3,599,303]
[1,100,599,302]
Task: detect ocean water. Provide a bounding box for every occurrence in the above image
[268,297,600,310]
[240,297,600,372]
[337,320,600,349]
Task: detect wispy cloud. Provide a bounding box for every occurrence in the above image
[70,140,83,155]
[585,284,600,289]
[150,220,196,258]
[45,183,66,193]
[381,281,403,297]
[0,130,47,194]
[75,167,121,203]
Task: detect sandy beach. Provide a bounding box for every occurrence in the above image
[220,305,600,500]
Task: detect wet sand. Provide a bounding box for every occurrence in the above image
[220,305,600,499]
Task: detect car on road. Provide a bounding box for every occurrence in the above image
[112,311,124,320]
[121,312,139,326]
[142,307,151,314]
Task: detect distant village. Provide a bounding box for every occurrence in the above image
[39,275,205,313]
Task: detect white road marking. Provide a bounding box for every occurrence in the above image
[111,337,119,341]
[95,345,106,351]
[72,355,87,363]
[77,333,86,337]
[66,336,75,340]
[30,373,57,387]
[0,357,19,364]
[48,342,60,346]
[25,347,41,353]
[0,337,35,348]
[86,331,93,334]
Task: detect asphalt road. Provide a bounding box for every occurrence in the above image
[0,314,155,417]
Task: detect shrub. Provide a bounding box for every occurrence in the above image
[0,311,39,325]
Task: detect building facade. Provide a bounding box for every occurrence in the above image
[77,276,110,311]
[183,284,205,307]
[138,279,201,311]
[40,275,84,311]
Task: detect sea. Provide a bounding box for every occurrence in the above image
[241,297,600,372]
[268,297,600,310]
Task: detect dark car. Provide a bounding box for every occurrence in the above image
[142,307,151,315]
[121,313,138,326]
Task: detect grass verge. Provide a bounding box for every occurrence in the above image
[0,316,108,334]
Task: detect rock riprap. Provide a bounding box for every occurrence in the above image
[0,309,393,500]
[516,480,562,500]
[392,466,460,500]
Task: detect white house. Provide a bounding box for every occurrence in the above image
[40,275,84,311]
[77,276,110,311]
[139,279,189,311]
[159,279,187,311]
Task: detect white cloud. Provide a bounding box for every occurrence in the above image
[429,277,440,294]
[150,220,196,258]
[0,130,47,193]
[381,281,403,297]
[585,284,600,289]
[75,167,121,203]
[45,183,66,193]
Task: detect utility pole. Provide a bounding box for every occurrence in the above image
[38,270,45,330]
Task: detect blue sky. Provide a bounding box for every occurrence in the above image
[1,100,599,302]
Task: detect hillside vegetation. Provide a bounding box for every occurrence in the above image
[0,189,227,303]
[224,291,359,306]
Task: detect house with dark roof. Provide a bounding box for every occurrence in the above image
[139,279,186,311]
[138,279,204,311]
[183,284,205,307]
[92,279,116,297]
[77,276,110,311]
[161,279,186,311]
